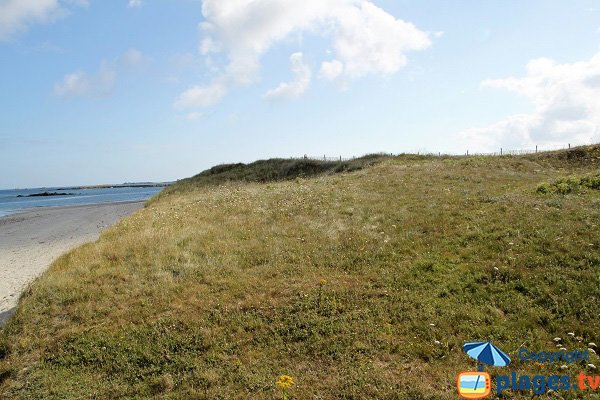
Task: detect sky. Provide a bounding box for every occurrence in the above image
[1,0,599,188]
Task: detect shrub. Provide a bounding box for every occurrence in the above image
[536,183,553,194]
[536,173,600,195]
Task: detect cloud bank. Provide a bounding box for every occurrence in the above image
[176,0,431,109]
[462,52,600,151]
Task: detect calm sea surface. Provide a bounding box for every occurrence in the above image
[0,186,164,217]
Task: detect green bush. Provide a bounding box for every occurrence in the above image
[537,173,600,195]
[536,183,553,194]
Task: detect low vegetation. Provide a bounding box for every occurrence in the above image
[1,146,599,399]
[537,172,600,194]
[162,154,390,196]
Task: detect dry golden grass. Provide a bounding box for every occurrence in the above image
[1,147,599,399]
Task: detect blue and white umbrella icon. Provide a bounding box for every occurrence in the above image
[464,341,511,371]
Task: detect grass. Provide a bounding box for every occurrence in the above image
[1,146,599,399]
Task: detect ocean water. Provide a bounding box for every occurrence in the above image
[0,186,165,217]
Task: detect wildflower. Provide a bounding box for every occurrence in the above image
[589,342,597,348]
[559,347,567,351]
[276,375,295,390]
[588,364,597,370]
[588,348,597,355]
[560,365,568,370]
[553,337,561,342]
[434,340,441,345]
[567,332,575,337]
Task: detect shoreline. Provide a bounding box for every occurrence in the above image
[0,201,146,326]
[0,199,147,218]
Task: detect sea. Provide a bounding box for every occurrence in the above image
[0,185,166,217]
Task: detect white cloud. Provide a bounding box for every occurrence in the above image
[128,0,142,8]
[54,49,143,98]
[175,80,228,108]
[121,48,144,67]
[265,52,311,100]
[0,0,88,41]
[319,59,344,81]
[461,52,600,151]
[54,71,91,97]
[178,0,431,108]
[54,63,116,97]
[0,0,60,40]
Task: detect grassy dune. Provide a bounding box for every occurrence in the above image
[1,147,599,399]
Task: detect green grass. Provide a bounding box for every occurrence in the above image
[1,146,599,399]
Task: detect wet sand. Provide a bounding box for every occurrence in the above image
[0,201,144,325]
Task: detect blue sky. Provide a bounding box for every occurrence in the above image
[1,0,599,188]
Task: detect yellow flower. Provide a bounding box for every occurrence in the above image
[276,375,295,390]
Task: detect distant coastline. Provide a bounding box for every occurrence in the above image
[17,191,76,198]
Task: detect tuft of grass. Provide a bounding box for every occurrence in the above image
[1,146,599,399]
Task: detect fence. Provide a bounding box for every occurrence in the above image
[295,143,587,161]
[294,155,357,162]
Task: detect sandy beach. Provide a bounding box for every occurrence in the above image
[0,201,145,325]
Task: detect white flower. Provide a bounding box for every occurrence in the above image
[567,332,575,336]
[588,364,596,370]
[553,337,562,342]
[588,348,597,354]
[560,365,568,369]
[589,342,597,348]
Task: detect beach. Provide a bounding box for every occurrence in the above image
[0,201,145,325]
